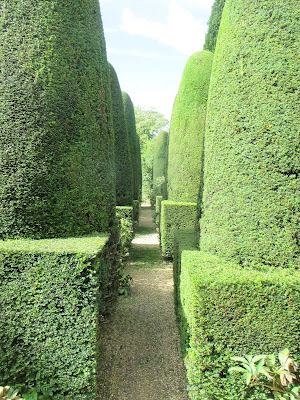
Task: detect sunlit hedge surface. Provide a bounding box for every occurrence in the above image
[0,0,115,238]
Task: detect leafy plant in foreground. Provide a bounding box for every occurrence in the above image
[229,349,300,399]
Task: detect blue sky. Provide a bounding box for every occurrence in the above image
[100,0,215,121]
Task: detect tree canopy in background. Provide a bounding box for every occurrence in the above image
[134,107,169,202]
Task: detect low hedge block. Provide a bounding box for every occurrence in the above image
[116,206,134,256]
[0,235,118,399]
[173,230,198,354]
[180,250,300,400]
[160,201,198,258]
[155,195,163,227]
[133,200,140,222]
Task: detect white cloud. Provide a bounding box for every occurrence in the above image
[120,2,207,55]
[107,47,160,59]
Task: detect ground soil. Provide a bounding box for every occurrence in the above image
[97,205,189,400]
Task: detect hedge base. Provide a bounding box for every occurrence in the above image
[180,250,300,400]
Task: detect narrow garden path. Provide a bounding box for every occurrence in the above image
[97,205,189,400]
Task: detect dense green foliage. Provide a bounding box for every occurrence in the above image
[180,250,300,399]
[173,231,198,355]
[109,64,133,206]
[122,93,142,201]
[203,0,226,52]
[116,206,134,257]
[132,199,140,222]
[160,201,198,258]
[153,130,168,200]
[0,236,118,399]
[155,195,163,227]
[135,107,169,201]
[168,51,213,203]
[201,0,300,268]
[0,0,115,238]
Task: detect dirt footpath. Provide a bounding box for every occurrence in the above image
[97,206,189,400]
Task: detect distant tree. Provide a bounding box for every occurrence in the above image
[134,107,169,201]
[203,0,226,52]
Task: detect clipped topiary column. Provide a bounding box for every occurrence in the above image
[0,0,115,238]
[167,51,213,204]
[109,64,133,206]
[153,130,168,200]
[203,0,226,52]
[122,92,142,202]
[201,0,300,268]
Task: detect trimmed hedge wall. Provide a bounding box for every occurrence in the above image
[153,130,168,200]
[203,0,226,52]
[173,230,198,355]
[0,236,118,399]
[160,201,198,258]
[180,250,300,399]
[201,0,300,268]
[122,92,142,202]
[109,64,133,206]
[0,0,115,238]
[168,51,213,204]
[155,195,163,227]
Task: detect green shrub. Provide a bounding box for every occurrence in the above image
[155,195,163,227]
[180,250,300,399]
[168,51,213,204]
[132,199,140,223]
[0,0,115,238]
[153,130,168,200]
[122,92,142,202]
[109,64,133,206]
[160,201,198,258]
[0,235,118,399]
[116,206,134,257]
[203,0,226,52]
[173,230,198,355]
[201,0,300,268]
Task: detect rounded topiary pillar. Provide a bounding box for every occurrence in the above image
[203,0,226,52]
[109,64,133,206]
[122,92,142,201]
[0,0,115,238]
[153,130,168,200]
[200,0,300,268]
[168,51,213,203]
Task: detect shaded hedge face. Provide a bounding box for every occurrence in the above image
[153,130,168,200]
[122,92,142,201]
[168,51,213,204]
[201,0,300,268]
[109,64,133,206]
[203,0,226,52]
[0,0,116,238]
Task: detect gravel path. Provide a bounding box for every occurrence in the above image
[97,205,189,400]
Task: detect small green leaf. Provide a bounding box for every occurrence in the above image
[228,366,247,374]
[245,372,252,385]
[253,354,267,363]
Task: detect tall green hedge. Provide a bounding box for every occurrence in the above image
[109,64,133,206]
[122,92,142,201]
[0,1,115,238]
[201,0,300,268]
[168,51,213,204]
[0,235,118,399]
[180,250,300,399]
[153,130,168,200]
[203,0,226,52]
